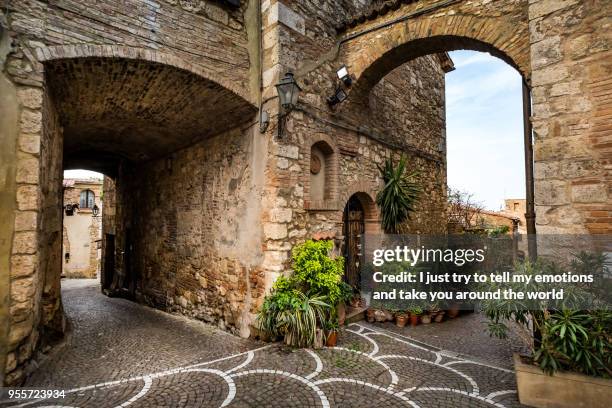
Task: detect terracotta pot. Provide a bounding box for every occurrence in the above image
[366,309,376,323]
[326,330,338,347]
[337,303,346,326]
[434,312,444,323]
[410,314,419,326]
[421,314,432,324]
[395,314,408,328]
[447,304,460,318]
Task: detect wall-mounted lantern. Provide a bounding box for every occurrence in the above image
[64,204,74,216]
[92,204,100,217]
[276,72,301,111]
[275,72,301,138]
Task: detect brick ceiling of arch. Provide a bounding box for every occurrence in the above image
[46,58,257,176]
[335,0,530,98]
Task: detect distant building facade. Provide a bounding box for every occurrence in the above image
[62,179,103,278]
[504,199,527,233]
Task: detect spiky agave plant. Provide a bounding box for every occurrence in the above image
[376,155,422,233]
[277,292,329,347]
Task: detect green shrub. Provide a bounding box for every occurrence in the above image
[257,240,346,347]
[291,240,345,305]
[536,309,611,377]
[482,253,611,378]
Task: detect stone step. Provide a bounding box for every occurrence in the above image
[345,306,367,324]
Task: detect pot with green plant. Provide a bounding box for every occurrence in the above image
[337,282,353,326]
[257,278,330,348]
[376,155,421,233]
[325,319,339,347]
[409,306,423,326]
[481,253,612,408]
[257,240,345,348]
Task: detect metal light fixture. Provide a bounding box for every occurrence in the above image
[336,65,352,86]
[92,204,100,217]
[327,87,348,107]
[275,72,301,138]
[275,72,301,111]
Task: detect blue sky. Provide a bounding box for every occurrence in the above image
[445,50,525,210]
[66,50,526,211]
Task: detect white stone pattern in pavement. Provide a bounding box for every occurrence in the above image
[6,323,520,408]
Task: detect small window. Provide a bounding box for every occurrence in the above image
[80,189,95,209]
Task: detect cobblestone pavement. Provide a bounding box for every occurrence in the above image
[372,313,532,370]
[4,280,526,407]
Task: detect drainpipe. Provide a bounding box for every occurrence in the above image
[522,79,537,261]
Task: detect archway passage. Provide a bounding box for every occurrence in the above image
[46,57,257,176]
[38,56,258,346]
[331,0,537,244]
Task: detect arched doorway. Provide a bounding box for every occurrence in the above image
[342,192,379,290]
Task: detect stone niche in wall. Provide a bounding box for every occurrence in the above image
[307,139,338,210]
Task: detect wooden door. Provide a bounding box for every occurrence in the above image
[343,196,364,290]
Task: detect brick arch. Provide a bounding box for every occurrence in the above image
[337,0,530,99]
[340,184,381,235]
[33,44,256,106]
[303,133,340,210]
[40,49,258,175]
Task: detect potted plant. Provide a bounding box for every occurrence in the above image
[482,253,612,408]
[409,306,422,326]
[325,320,339,347]
[434,310,445,323]
[337,282,353,326]
[420,312,432,324]
[257,240,345,348]
[447,303,460,318]
[395,311,408,328]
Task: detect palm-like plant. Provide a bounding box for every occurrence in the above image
[277,292,329,347]
[376,155,422,233]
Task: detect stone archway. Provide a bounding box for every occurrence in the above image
[333,0,536,240]
[3,45,258,384]
[337,0,530,99]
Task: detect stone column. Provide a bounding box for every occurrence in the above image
[529,0,611,234]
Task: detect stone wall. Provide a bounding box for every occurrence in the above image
[1,0,260,385]
[529,0,611,234]
[257,0,450,283]
[2,0,255,100]
[106,124,266,338]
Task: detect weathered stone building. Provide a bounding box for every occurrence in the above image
[62,178,102,279]
[0,0,609,385]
